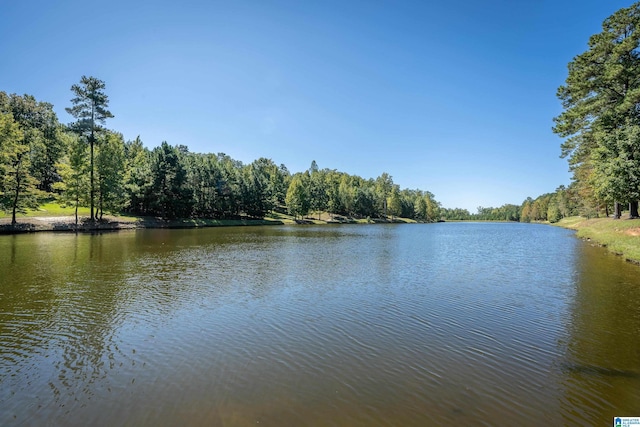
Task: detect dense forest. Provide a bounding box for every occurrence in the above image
[2,4,639,226]
[0,80,582,226]
[0,81,443,225]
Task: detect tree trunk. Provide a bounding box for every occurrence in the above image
[99,189,103,220]
[90,134,95,221]
[11,188,18,226]
[630,201,639,218]
[11,160,21,226]
[614,202,622,219]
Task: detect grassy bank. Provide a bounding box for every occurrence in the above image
[555,216,640,263]
[0,203,417,234]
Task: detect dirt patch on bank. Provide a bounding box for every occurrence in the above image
[624,227,640,236]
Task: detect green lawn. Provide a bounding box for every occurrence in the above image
[0,202,90,218]
[556,216,640,263]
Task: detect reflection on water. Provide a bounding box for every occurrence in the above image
[559,243,640,425]
[1,223,640,426]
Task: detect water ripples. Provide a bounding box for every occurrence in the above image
[1,224,640,425]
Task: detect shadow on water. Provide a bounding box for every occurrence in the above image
[560,363,640,379]
[558,242,640,425]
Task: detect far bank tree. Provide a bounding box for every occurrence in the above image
[95,131,125,218]
[554,2,640,218]
[0,112,39,224]
[285,174,309,219]
[54,133,89,226]
[66,76,113,221]
[149,142,192,219]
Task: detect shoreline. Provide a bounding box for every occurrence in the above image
[554,216,640,265]
[0,213,418,235]
[0,216,285,234]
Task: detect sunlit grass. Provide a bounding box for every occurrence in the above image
[0,202,90,218]
[556,216,640,263]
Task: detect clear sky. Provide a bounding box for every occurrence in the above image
[0,1,634,211]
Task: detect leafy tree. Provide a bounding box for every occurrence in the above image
[95,131,125,218]
[285,174,309,219]
[414,195,428,220]
[0,113,39,224]
[308,163,328,220]
[241,159,272,218]
[325,170,343,216]
[387,185,402,220]
[123,136,152,215]
[66,76,113,221]
[216,153,243,217]
[554,3,640,216]
[0,92,65,194]
[590,123,640,217]
[54,133,89,225]
[185,152,221,218]
[149,142,192,219]
[269,164,289,211]
[353,186,376,218]
[338,174,355,216]
[375,172,393,217]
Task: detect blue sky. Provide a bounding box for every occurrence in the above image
[0,1,633,211]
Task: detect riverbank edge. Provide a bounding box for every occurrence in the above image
[554,216,640,264]
[0,213,419,235]
[0,216,285,234]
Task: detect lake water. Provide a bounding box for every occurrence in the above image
[1,223,639,426]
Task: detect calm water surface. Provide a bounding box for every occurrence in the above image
[1,223,640,426]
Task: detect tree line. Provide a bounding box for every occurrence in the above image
[552,2,640,220]
[454,3,640,223]
[0,78,443,224]
[438,185,579,223]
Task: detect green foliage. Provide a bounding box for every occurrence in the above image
[54,133,89,224]
[123,136,152,214]
[241,159,273,218]
[590,123,640,206]
[0,112,40,224]
[149,142,192,219]
[308,162,328,219]
[66,76,113,221]
[387,185,402,219]
[285,174,309,219]
[375,172,393,216]
[554,3,640,216]
[95,131,125,218]
[1,81,444,223]
[0,92,65,193]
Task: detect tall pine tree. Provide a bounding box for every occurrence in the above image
[66,76,113,221]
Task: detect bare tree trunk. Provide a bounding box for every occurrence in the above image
[630,201,639,218]
[614,202,622,219]
[90,134,95,221]
[11,159,21,226]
